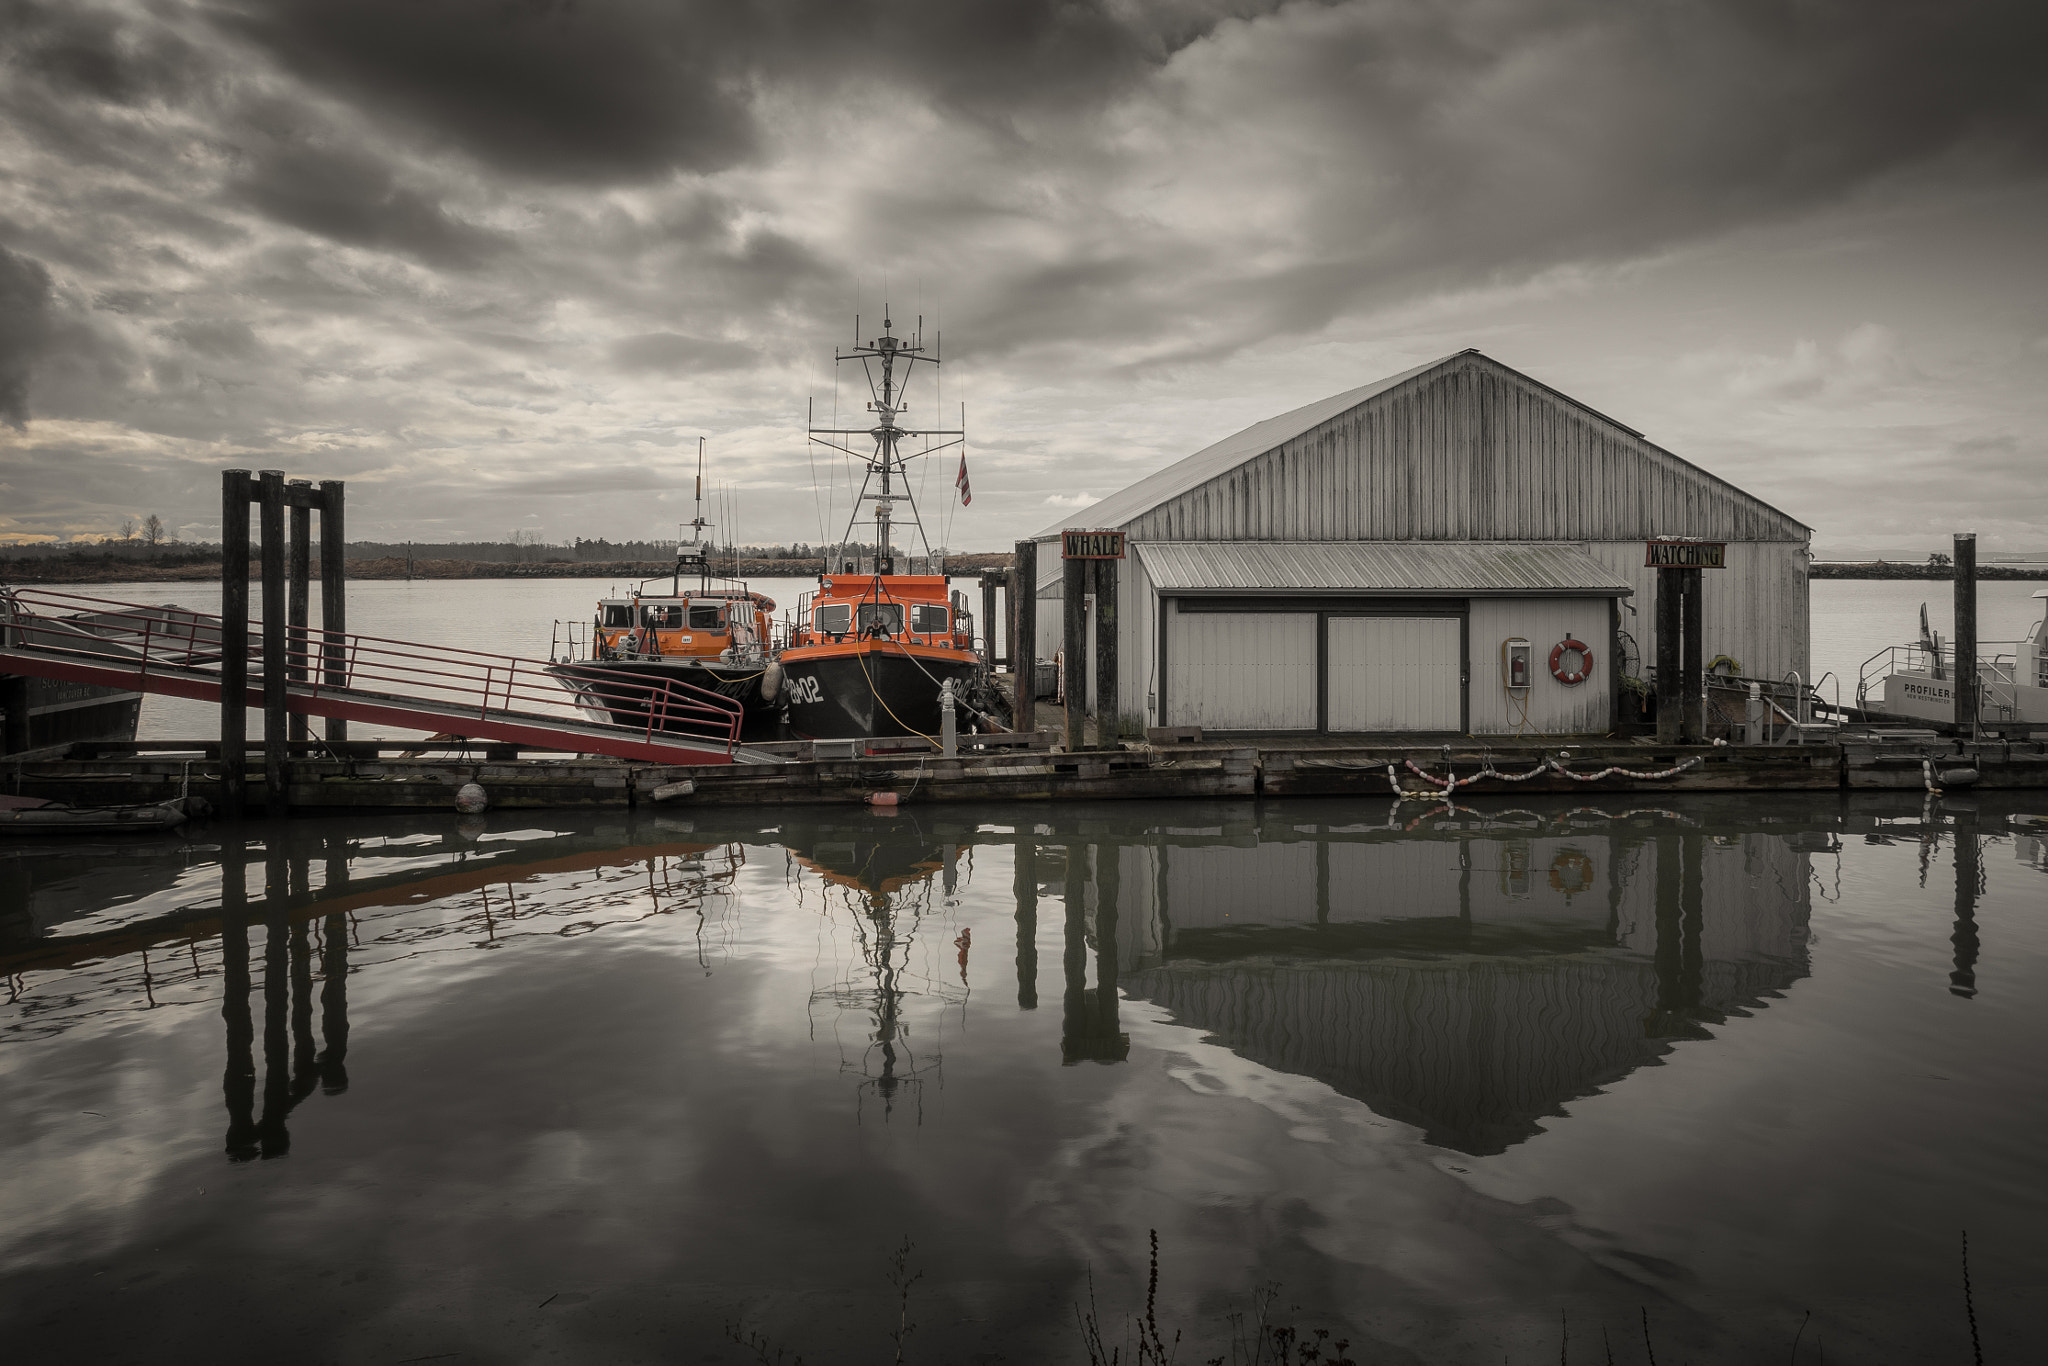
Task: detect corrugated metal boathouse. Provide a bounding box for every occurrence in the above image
[1035,349,1811,737]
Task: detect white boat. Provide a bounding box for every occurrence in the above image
[1857,590,2048,726]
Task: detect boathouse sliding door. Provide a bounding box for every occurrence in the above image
[1163,612,1316,730]
[1325,617,1463,732]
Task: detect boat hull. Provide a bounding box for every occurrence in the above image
[780,644,976,741]
[1876,669,2048,725]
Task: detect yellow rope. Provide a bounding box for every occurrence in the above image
[855,647,940,747]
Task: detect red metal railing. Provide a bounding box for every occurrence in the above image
[0,587,743,759]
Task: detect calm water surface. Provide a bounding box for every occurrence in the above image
[3,793,2044,1363]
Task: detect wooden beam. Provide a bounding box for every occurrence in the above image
[287,486,311,744]
[220,469,252,815]
[1953,532,1977,733]
[318,479,348,743]
[258,470,289,817]
[1654,567,1680,745]
[1063,553,1087,751]
[1093,556,1118,741]
[1013,539,1036,735]
[1680,568,1704,743]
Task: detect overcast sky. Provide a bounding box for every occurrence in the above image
[2,0,2044,554]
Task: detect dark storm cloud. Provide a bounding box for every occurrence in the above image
[229,142,511,270]
[222,0,1203,183]
[0,247,54,428]
[1,0,198,106]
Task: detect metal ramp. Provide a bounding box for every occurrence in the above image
[1,587,782,766]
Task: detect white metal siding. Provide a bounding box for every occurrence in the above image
[1164,612,1316,729]
[1326,617,1463,731]
[1466,597,1614,735]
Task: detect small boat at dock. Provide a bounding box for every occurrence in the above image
[547,441,784,738]
[1856,590,2048,727]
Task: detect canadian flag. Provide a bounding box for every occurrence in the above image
[955,451,972,505]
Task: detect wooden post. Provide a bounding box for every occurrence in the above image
[287,486,310,744]
[981,574,1000,668]
[1063,553,1088,751]
[220,469,252,815]
[318,480,347,743]
[1654,567,1681,745]
[258,470,288,817]
[1014,839,1038,1011]
[1013,540,1036,735]
[1003,558,1019,675]
[1093,556,1118,741]
[1953,532,1977,733]
[1680,568,1704,743]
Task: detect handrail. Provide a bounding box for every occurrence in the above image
[0,586,742,755]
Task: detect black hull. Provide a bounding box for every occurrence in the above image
[781,648,976,741]
[1,674,142,756]
[554,659,776,741]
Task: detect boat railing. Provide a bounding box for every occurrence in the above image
[1855,639,2036,719]
[549,618,589,664]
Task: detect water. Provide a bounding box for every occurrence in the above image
[53,575,2042,740]
[3,793,2044,1363]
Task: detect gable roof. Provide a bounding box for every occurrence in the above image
[1034,349,1809,541]
[1036,352,1460,539]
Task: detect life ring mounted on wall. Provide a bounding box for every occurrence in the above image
[1549,638,1593,686]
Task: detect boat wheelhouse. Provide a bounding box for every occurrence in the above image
[548,441,784,737]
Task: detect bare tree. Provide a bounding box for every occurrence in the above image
[143,513,164,548]
[119,517,136,541]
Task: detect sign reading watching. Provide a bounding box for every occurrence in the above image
[1644,539,1727,569]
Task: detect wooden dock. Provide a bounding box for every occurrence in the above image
[7,733,2047,814]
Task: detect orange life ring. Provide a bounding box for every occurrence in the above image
[1548,851,1594,896]
[1549,638,1593,685]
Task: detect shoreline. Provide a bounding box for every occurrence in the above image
[0,554,1020,585]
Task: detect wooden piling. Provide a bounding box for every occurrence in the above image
[1954,532,1977,733]
[1063,554,1087,751]
[1680,568,1704,743]
[1093,557,1118,742]
[1013,540,1036,735]
[258,471,288,817]
[220,470,252,815]
[287,486,310,744]
[1655,567,1681,745]
[318,479,348,743]
[980,574,1000,668]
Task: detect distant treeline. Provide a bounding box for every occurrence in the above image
[1811,562,2048,580]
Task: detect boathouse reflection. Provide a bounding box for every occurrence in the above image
[1025,806,1816,1155]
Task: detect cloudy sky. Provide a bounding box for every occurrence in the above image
[2,0,2044,554]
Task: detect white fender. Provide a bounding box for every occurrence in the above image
[761,659,784,702]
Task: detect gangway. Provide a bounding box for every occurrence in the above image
[0,587,781,766]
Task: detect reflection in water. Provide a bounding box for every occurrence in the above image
[1952,816,1981,999]
[783,819,969,1121]
[1102,808,1814,1155]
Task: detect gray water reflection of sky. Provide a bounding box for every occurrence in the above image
[2,795,2044,1364]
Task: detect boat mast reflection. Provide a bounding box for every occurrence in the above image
[784,818,969,1122]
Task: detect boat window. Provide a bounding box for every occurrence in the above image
[816,603,853,635]
[642,605,685,629]
[603,605,633,628]
[689,605,724,630]
[910,604,948,634]
[857,603,904,635]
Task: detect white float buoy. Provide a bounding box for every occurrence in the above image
[455,782,489,814]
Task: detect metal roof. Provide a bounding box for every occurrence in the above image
[1036,352,1461,540]
[1134,541,1635,598]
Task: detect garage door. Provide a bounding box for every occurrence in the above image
[1165,612,1315,730]
[1327,617,1462,731]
